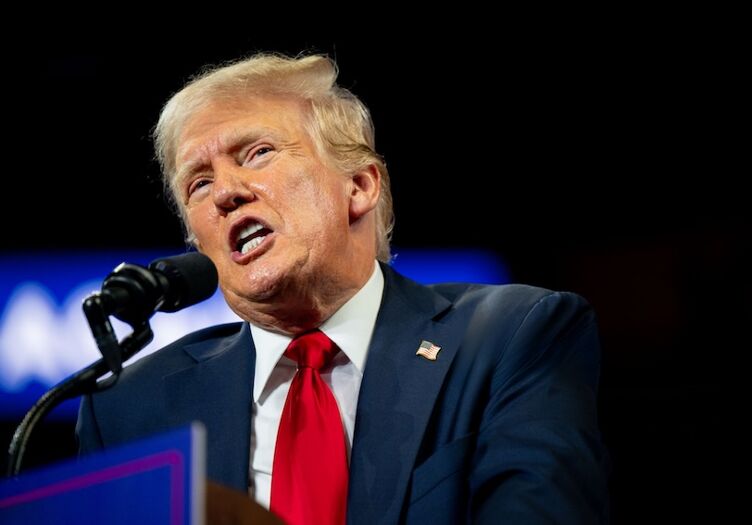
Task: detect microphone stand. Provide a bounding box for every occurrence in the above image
[5,294,154,477]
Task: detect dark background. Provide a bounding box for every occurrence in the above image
[1,20,747,523]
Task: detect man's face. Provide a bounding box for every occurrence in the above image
[175,95,360,320]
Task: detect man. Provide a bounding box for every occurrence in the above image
[77,53,609,524]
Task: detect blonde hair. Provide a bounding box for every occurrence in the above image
[153,53,394,262]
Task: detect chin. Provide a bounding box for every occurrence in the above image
[240,261,296,301]
[226,248,321,305]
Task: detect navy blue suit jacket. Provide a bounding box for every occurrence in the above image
[77,264,609,523]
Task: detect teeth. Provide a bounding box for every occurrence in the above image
[241,235,267,254]
[238,222,264,240]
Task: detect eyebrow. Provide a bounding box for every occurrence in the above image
[175,127,284,184]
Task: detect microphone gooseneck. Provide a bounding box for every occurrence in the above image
[5,252,218,477]
[84,252,218,374]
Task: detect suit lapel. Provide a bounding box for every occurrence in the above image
[155,266,459,514]
[348,265,463,524]
[162,322,256,492]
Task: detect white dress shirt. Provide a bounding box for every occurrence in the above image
[248,261,384,509]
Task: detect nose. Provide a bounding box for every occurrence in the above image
[211,158,255,213]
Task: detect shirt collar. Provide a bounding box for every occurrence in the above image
[250,261,384,403]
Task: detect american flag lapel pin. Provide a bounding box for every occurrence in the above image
[416,340,441,361]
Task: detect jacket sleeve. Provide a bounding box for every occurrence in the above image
[75,393,104,456]
[471,292,610,524]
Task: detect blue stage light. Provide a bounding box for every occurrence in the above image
[0,249,508,419]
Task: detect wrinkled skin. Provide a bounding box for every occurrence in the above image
[175,95,380,334]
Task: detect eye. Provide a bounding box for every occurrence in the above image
[187,178,212,199]
[243,145,275,166]
[255,146,273,157]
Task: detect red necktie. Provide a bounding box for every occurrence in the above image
[270,330,348,525]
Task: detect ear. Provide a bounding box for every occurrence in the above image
[349,164,381,221]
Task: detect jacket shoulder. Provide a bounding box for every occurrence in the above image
[428,281,589,314]
[425,282,595,355]
[103,322,245,386]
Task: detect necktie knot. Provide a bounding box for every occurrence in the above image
[284,329,338,370]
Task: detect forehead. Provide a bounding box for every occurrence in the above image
[176,94,311,166]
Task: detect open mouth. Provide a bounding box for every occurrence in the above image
[231,219,274,255]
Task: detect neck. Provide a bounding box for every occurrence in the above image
[232,261,375,335]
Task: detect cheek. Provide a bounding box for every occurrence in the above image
[186,205,221,247]
[290,183,347,236]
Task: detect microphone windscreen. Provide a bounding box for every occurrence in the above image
[148,252,218,312]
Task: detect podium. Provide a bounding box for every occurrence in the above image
[0,423,280,524]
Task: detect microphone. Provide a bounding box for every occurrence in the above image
[5,253,219,478]
[99,252,219,324]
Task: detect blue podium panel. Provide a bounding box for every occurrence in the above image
[0,423,206,525]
